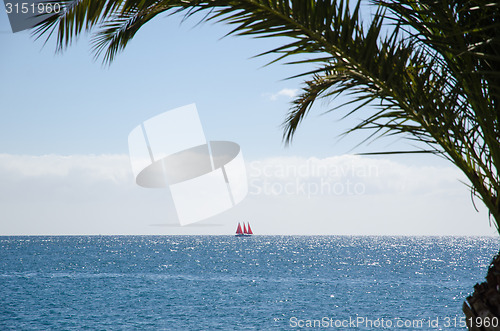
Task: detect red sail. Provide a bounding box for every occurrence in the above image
[236,223,243,235]
[243,223,248,234]
[247,223,253,235]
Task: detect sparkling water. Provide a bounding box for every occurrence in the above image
[0,236,497,330]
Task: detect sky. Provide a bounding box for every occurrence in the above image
[0,5,496,236]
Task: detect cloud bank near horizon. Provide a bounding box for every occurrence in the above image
[0,153,494,236]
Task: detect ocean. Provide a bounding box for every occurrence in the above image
[0,236,498,330]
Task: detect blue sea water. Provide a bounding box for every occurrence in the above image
[0,236,498,330]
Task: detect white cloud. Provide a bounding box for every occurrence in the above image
[0,153,131,181]
[241,155,494,236]
[0,153,495,236]
[0,154,170,235]
[246,155,466,198]
[266,88,300,101]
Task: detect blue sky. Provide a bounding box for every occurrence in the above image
[0,7,495,235]
[1,9,332,159]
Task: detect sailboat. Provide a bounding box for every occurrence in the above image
[235,222,253,237]
[235,222,244,237]
[246,222,253,235]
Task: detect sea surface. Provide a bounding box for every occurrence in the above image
[0,236,498,330]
